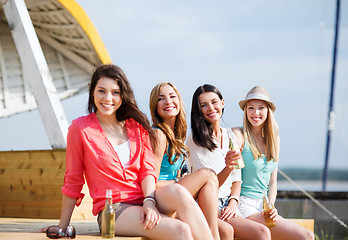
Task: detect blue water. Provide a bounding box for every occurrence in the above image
[277,180,348,192]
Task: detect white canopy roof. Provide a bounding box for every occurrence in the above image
[0,0,111,118]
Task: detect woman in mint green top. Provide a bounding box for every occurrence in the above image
[240,140,278,199]
[233,86,314,240]
[149,82,233,240]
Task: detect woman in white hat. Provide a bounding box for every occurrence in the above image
[188,84,272,240]
[233,86,314,240]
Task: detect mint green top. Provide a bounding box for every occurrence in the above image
[240,140,278,199]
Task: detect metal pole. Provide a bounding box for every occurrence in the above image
[322,0,340,192]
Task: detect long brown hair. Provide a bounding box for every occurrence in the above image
[88,64,154,138]
[149,82,188,163]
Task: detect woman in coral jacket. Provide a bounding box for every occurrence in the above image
[43,64,215,240]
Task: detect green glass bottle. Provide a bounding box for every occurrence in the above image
[101,189,115,238]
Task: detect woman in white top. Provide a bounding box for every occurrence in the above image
[187,84,271,240]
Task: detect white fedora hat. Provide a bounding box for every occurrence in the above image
[239,86,276,111]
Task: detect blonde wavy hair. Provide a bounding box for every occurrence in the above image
[243,104,279,162]
[149,82,188,164]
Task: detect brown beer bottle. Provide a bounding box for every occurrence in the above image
[262,190,276,228]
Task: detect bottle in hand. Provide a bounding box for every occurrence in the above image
[227,129,245,169]
[262,190,276,228]
[101,189,115,238]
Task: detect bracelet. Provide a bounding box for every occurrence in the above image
[143,196,156,205]
[228,195,239,204]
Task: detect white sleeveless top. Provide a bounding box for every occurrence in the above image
[113,140,130,167]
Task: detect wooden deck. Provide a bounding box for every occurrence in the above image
[0,150,314,239]
[0,217,313,240]
[0,217,148,240]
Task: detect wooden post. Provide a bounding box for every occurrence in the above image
[2,0,69,148]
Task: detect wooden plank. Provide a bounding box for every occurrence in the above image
[1,207,61,219]
[0,150,71,219]
[0,169,64,185]
[0,200,62,218]
[0,200,62,208]
[0,185,63,201]
[0,38,10,109]
[288,218,314,232]
[0,150,66,169]
[33,21,76,30]
[58,53,71,90]
[35,28,94,73]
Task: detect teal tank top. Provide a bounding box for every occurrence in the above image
[159,147,184,180]
[153,127,184,181]
[241,140,278,199]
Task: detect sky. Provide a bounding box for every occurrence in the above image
[0,0,347,170]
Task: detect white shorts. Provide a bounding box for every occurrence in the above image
[238,195,263,218]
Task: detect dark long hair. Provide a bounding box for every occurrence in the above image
[191,84,224,151]
[88,64,154,137]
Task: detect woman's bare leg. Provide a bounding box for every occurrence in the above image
[155,183,214,240]
[226,215,271,240]
[248,213,314,240]
[115,206,193,240]
[218,218,234,240]
[178,168,220,240]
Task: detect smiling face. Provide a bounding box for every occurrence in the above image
[156,84,180,122]
[246,99,268,127]
[93,77,122,118]
[198,92,224,125]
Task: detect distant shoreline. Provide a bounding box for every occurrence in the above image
[278,168,348,181]
[278,180,348,192]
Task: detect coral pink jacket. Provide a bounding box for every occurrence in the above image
[61,113,156,215]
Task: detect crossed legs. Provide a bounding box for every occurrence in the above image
[155,183,214,240]
[178,168,233,240]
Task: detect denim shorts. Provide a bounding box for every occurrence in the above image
[238,195,263,218]
[218,196,230,210]
[218,196,242,216]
